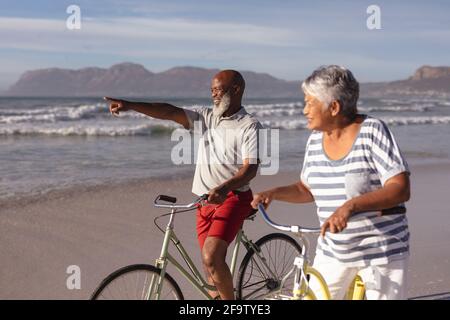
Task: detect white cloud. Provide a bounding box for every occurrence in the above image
[0,16,304,55]
[0,6,448,86]
[0,15,309,87]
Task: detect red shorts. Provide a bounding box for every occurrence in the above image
[196,190,253,249]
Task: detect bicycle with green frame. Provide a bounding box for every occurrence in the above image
[255,203,366,300]
[91,194,303,300]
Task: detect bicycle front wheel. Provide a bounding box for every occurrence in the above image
[236,233,302,300]
[91,264,183,300]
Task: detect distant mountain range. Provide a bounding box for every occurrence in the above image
[361,66,450,98]
[4,63,450,98]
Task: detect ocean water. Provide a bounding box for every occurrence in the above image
[1,96,450,200]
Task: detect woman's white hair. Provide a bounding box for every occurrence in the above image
[302,65,359,119]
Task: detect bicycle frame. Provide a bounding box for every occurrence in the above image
[266,232,365,300]
[148,206,277,300]
[257,204,365,300]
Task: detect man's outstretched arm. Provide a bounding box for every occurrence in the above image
[104,97,190,129]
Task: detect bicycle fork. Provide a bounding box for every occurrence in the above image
[292,255,312,300]
[291,236,329,300]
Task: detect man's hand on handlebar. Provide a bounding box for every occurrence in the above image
[207,186,228,204]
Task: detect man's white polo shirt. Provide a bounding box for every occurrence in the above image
[184,106,262,196]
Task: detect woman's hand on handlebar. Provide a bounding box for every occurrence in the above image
[251,191,274,209]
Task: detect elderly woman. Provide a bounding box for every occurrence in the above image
[252,65,411,300]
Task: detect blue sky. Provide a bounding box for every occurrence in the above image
[0,0,449,90]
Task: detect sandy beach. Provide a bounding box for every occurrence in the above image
[1,162,450,300]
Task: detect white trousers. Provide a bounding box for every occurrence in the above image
[309,256,409,300]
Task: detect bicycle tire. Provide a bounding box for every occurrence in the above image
[236,233,302,300]
[90,264,184,300]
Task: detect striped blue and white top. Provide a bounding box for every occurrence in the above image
[300,115,410,267]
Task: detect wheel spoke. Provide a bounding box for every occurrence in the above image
[242,279,267,289]
[237,235,302,300]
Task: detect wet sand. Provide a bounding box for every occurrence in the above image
[1,163,450,299]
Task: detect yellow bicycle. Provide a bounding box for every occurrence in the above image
[257,203,365,300]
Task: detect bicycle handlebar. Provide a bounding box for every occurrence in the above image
[257,203,321,234]
[154,194,208,209]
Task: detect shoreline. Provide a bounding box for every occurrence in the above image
[0,169,195,211]
[2,158,450,210]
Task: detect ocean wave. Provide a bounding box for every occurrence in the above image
[0,123,178,136]
[246,102,304,110]
[2,115,450,136]
[2,98,448,126]
[246,101,435,115]
[260,116,450,130]
[0,103,106,124]
[251,108,304,117]
[383,116,450,126]
[0,103,203,124]
[260,119,308,130]
[0,102,305,124]
[379,99,411,105]
[253,104,435,114]
[358,105,432,112]
[379,98,440,105]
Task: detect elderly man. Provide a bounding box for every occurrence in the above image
[252,65,410,300]
[105,70,262,300]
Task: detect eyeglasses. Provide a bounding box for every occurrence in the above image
[210,85,237,95]
[210,87,228,95]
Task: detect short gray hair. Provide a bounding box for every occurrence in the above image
[302,65,359,119]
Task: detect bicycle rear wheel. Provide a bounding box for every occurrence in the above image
[91,264,183,300]
[236,233,302,300]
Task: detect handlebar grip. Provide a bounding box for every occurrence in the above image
[156,195,177,204]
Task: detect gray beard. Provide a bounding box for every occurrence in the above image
[213,92,231,118]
